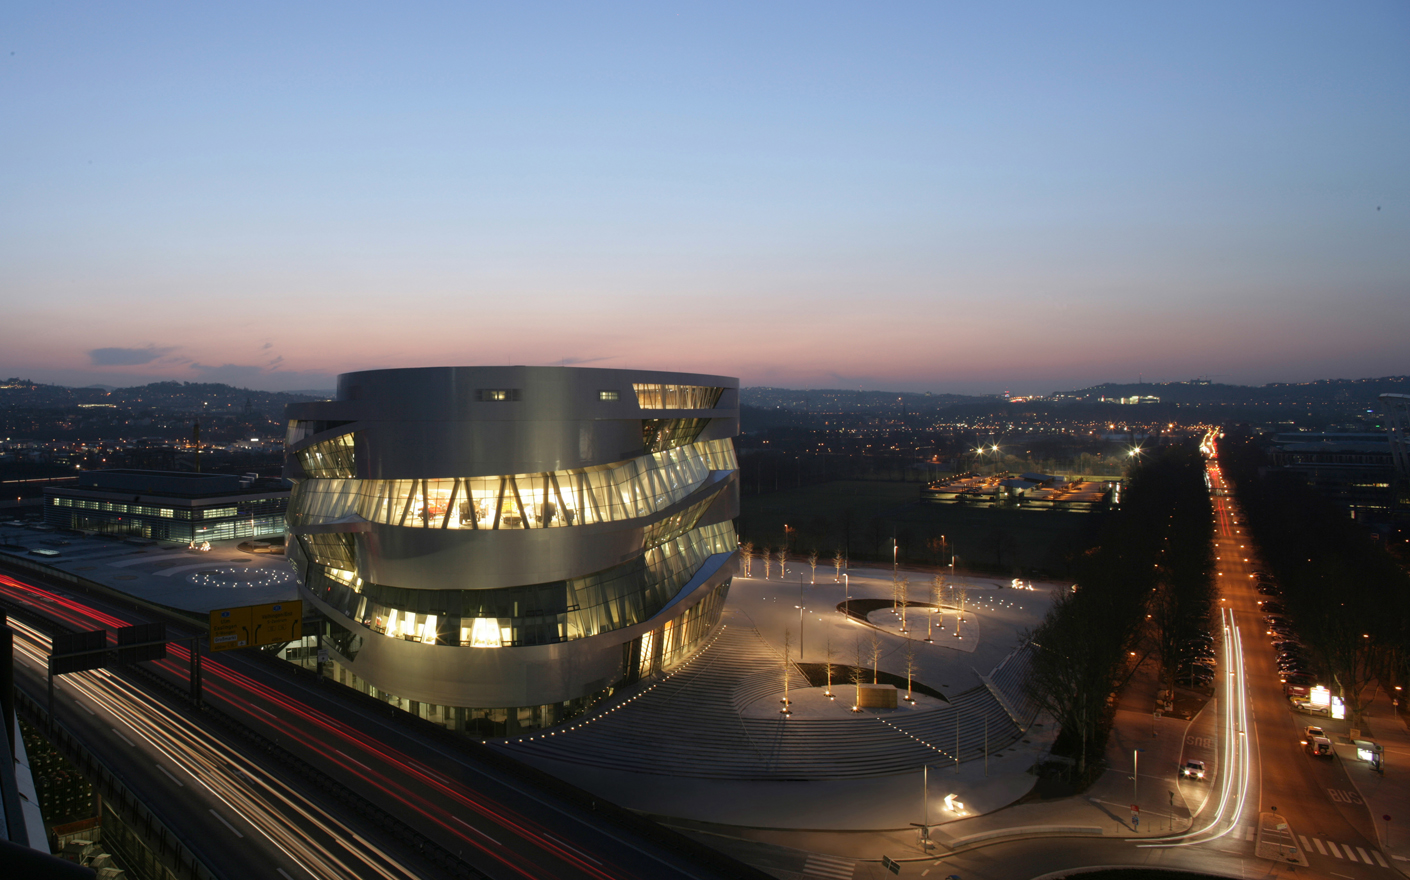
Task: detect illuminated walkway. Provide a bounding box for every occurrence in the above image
[496,614,1034,780]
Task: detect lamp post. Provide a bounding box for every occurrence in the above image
[797,575,805,660]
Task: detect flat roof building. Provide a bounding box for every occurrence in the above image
[43,469,289,543]
[284,366,740,736]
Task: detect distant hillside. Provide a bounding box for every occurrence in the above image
[0,378,330,414]
[742,387,982,412]
[1056,376,1410,405]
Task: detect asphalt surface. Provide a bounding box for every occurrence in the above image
[1,565,761,880]
[691,437,1402,878]
[1207,456,1391,877]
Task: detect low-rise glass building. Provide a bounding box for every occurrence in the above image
[44,470,290,543]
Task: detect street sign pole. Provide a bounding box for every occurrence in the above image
[189,636,203,706]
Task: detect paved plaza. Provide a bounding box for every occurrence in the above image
[0,522,297,612]
[497,563,1062,830]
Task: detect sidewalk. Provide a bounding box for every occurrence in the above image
[668,657,1217,871]
[1334,683,1410,873]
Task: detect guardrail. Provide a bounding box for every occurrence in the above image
[14,688,221,880]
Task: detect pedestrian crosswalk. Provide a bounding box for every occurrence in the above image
[1239,827,1388,867]
[803,852,855,879]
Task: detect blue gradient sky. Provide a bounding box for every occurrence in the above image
[3,2,1407,394]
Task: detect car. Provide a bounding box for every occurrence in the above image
[1304,725,1325,739]
[1180,760,1207,780]
[1304,733,1334,757]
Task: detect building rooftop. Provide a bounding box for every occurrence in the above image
[57,469,287,498]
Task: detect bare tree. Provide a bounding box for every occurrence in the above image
[808,549,819,584]
[903,636,917,703]
[956,587,969,639]
[868,631,883,683]
[851,639,866,712]
[833,549,844,582]
[778,546,788,578]
[740,541,755,577]
[824,636,836,698]
[763,547,772,580]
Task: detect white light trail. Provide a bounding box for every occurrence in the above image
[8,618,419,880]
[1138,500,1255,849]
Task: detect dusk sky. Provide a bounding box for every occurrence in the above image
[3,2,1407,395]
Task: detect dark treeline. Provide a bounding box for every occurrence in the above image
[1024,445,1213,778]
[1219,430,1410,726]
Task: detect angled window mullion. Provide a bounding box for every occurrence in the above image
[509,475,529,528]
[442,479,459,529]
[581,472,602,524]
[398,481,415,527]
[465,479,480,529]
[493,477,507,529]
[548,471,570,525]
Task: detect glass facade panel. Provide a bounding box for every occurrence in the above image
[303,520,736,648]
[297,532,357,570]
[296,432,357,478]
[47,493,286,542]
[289,437,735,531]
[642,417,709,453]
[631,383,724,410]
[287,419,354,446]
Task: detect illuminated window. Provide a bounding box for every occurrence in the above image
[296,433,356,478]
[477,389,520,402]
[632,384,725,410]
[598,390,620,401]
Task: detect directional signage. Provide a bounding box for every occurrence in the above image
[881,856,901,875]
[51,630,107,674]
[116,621,167,663]
[209,600,302,652]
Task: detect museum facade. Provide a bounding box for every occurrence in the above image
[284,366,740,735]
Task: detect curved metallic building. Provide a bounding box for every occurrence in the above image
[284,366,740,736]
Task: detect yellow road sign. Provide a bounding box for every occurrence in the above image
[253,600,302,645]
[209,600,302,652]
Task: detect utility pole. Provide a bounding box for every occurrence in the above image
[797,575,805,660]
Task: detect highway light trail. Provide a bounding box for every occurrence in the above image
[7,616,421,880]
[1138,460,1255,850]
[0,573,633,880]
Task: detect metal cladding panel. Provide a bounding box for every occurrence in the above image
[360,520,643,590]
[333,365,736,420]
[695,471,740,527]
[288,366,738,479]
[306,557,735,707]
[350,418,645,480]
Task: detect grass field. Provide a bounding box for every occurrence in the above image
[737,479,1105,578]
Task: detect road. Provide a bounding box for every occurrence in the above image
[1205,449,1391,875]
[758,433,1403,878]
[9,614,422,880]
[0,566,761,880]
